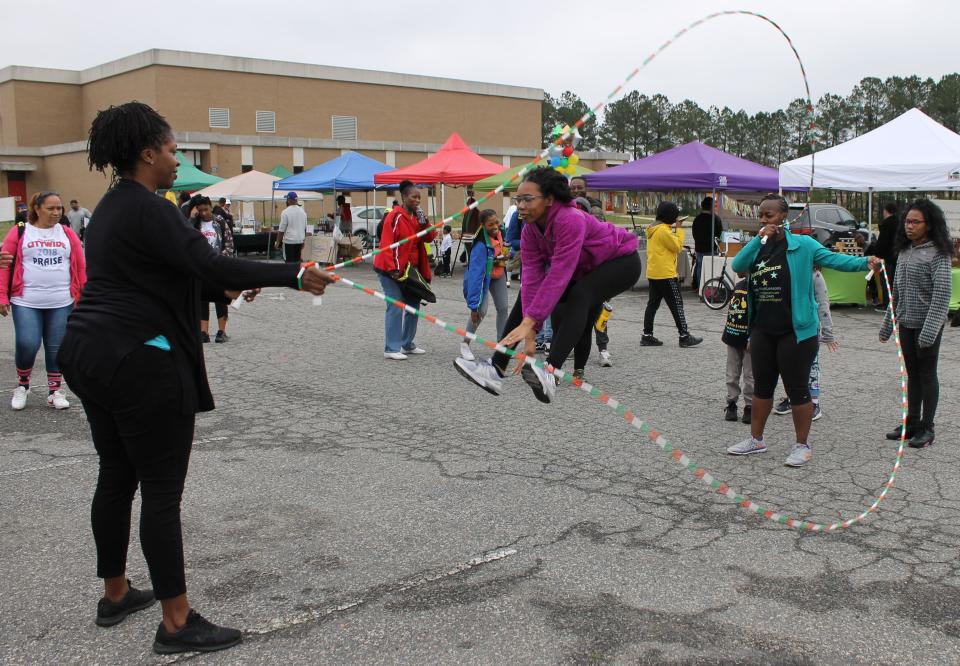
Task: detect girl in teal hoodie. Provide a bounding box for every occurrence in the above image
[726,194,882,467]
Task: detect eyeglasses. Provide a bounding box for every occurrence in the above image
[903,219,926,226]
[512,195,544,205]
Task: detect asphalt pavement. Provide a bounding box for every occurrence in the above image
[2,262,959,665]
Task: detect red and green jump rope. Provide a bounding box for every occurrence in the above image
[310,11,908,531]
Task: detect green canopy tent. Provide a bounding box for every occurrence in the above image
[269,165,293,178]
[168,152,222,191]
[472,159,594,192]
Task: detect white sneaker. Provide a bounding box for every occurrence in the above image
[727,436,767,456]
[598,350,612,367]
[521,363,557,404]
[384,351,408,360]
[47,389,70,410]
[454,357,502,396]
[459,342,476,361]
[11,386,29,411]
[784,443,813,467]
[403,346,427,355]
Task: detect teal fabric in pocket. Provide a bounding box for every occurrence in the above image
[144,334,171,351]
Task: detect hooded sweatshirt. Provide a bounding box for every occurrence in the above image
[645,222,684,279]
[520,201,637,326]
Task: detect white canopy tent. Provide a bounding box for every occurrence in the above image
[195,170,324,202]
[780,108,960,193]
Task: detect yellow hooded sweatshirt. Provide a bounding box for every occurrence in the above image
[645,222,684,279]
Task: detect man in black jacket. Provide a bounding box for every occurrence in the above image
[691,197,723,290]
[872,202,900,312]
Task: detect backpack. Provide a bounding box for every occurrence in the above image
[5,221,26,295]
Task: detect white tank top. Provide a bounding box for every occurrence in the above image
[11,223,74,309]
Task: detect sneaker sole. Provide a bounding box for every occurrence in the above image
[520,365,552,404]
[784,457,812,467]
[453,360,499,397]
[811,412,822,421]
[96,597,157,627]
[153,634,242,655]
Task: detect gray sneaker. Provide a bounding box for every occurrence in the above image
[454,358,502,396]
[727,436,767,456]
[784,443,813,467]
[521,363,557,404]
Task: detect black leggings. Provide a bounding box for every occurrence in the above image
[643,277,689,337]
[492,252,641,373]
[62,347,195,600]
[900,326,942,430]
[200,301,228,322]
[750,329,819,405]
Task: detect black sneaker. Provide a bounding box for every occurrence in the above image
[741,405,752,424]
[908,429,935,449]
[201,332,210,343]
[679,335,703,348]
[215,330,229,343]
[773,397,792,415]
[640,335,663,347]
[885,422,917,441]
[724,401,738,421]
[153,609,242,655]
[96,580,156,627]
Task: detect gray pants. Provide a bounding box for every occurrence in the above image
[465,275,509,341]
[725,345,754,406]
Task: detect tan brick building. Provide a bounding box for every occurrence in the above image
[0,50,626,221]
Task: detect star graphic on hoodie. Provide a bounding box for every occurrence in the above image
[756,259,767,269]
[769,271,778,279]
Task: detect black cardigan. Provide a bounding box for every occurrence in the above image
[59,179,299,414]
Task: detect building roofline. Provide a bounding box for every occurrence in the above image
[0,49,544,101]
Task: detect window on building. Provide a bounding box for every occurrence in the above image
[208,108,230,129]
[256,111,276,133]
[180,150,203,167]
[332,115,358,141]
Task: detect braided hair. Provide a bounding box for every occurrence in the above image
[87,102,172,184]
[760,193,789,213]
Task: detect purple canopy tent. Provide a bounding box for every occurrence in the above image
[584,141,805,293]
[583,141,790,192]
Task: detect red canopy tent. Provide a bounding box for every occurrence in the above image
[373,132,505,185]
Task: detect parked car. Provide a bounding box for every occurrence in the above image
[347,205,388,239]
[788,203,874,247]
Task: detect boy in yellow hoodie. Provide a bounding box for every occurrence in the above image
[642,201,703,347]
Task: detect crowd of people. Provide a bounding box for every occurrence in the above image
[0,99,956,657]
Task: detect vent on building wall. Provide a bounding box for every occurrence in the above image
[332,115,358,141]
[208,107,230,128]
[256,110,276,133]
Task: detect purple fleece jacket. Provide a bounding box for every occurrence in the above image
[520,201,638,326]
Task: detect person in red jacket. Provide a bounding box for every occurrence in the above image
[0,191,87,410]
[373,180,437,359]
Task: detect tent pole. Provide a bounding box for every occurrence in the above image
[867,188,873,235]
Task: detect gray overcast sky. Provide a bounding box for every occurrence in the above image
[1,0,956,115]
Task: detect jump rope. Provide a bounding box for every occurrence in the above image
[290,11,909,531]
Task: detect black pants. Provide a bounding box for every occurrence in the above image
[283,243,303,263]
[595,327,609,352]
[900,326,942,430]
[750,329,819,405]
[62,347,195,600]
[200,301,228,322]
[643,277,689,337]
[440,248,452,275]
[492,252,641,373]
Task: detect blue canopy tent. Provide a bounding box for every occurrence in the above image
[273,151,397,241]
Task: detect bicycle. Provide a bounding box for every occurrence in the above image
[700,239,735,310]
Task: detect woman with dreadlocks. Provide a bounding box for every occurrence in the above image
[58,102,335,655]
[726,194,882,467]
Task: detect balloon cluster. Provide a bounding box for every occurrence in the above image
[546,124,581,176]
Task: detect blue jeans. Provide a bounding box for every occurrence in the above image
[378,273,419,353]
[536,316,553,344]
[693,251,717,289]
[12,303,72,374]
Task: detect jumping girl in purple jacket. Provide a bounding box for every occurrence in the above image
[454,167,641,403]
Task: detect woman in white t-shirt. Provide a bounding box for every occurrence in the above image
[191,196,235,342]
[0,191,87,410]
